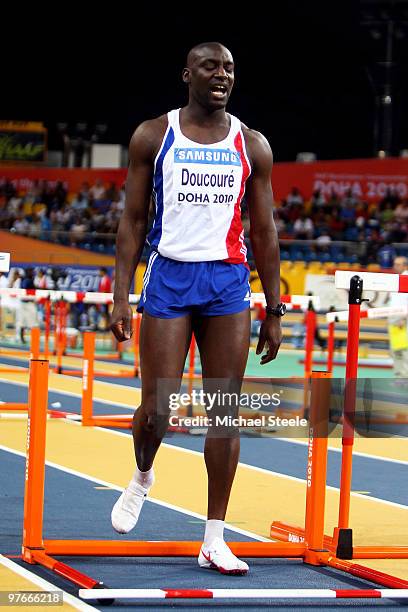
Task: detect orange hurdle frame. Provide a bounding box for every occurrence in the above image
[0,328,41,413]
[55,313,141,379]
[21,358,408,595]
[80,331,137,428]
[270,274,408,562]
[77,330,199,429]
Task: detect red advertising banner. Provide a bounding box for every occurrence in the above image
[273,157,408,202]
[0,167,127,195]
[1,157,408,202]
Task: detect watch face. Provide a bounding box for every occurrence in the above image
[280,303,287,315]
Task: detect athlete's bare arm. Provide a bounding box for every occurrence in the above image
[111,117,167,341]
[244,127,282,363]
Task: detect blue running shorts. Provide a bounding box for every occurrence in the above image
[137,251,251,318]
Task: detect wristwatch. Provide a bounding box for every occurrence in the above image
[265,303,287,317]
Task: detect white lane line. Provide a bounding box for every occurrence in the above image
[0,555,96,611]
[0,374,140,394]
[274,437,408,466]
[0,377,138,410]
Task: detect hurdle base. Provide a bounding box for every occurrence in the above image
[270,522,408,560]
[352,546,408,559]
[333,527,353,559]
[270,521,353,559]
[42,540,307,558]
[91,420,132,429]
[25,549,101,589]
[24,545,408,595]
[298,358,393,370]
[22,546,44,564]
[270,521,333,549]
[303,549,330,566]
[59,369,137,378]
[80,414,199,433]
[328,556,408,589]
[82,417,133,429]
[0,403,29,410]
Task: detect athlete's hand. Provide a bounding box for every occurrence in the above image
[110,301,133,341]
[256,317,282,364]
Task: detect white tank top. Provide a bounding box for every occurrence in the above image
[147,108,251,263]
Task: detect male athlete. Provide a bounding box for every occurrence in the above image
[110,42,283,575]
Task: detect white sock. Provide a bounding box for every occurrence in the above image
[131,466,154,489]
[203,519,225,547]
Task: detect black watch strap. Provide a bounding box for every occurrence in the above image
[265,303,287,317]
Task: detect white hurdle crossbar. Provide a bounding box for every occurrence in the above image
[259,293,320,310]
[0,288,140,305]
[326,305,408,323]
[0,288,320,310]
[335,270,408,293]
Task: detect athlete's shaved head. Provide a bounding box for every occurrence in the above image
[182,41,235,110]
[186,42,232,67]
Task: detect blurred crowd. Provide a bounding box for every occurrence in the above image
[1,177,408,265]
[0,266,113,344]
[272,186,408,243]
[0,178,125,252]
[241,186,408,266]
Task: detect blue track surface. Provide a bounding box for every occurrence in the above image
[1,450,401,610]
[1,380,407,507]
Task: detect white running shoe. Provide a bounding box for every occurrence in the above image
[198,537,249,575]
[111,479,152,534]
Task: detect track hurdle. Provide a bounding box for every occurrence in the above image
[250,294,320,421]
[80,331,137,428]
[333,271,408,561]
[252,294,320,378]
[56,313,141,379]
[0,328,41,415]
[271,271,408,562]
[0,252,34,414]
[0,287,141,378]
[56,329,197,429]
[314,305,405,372]
[21,355,408,603]
[0,326,40,375]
